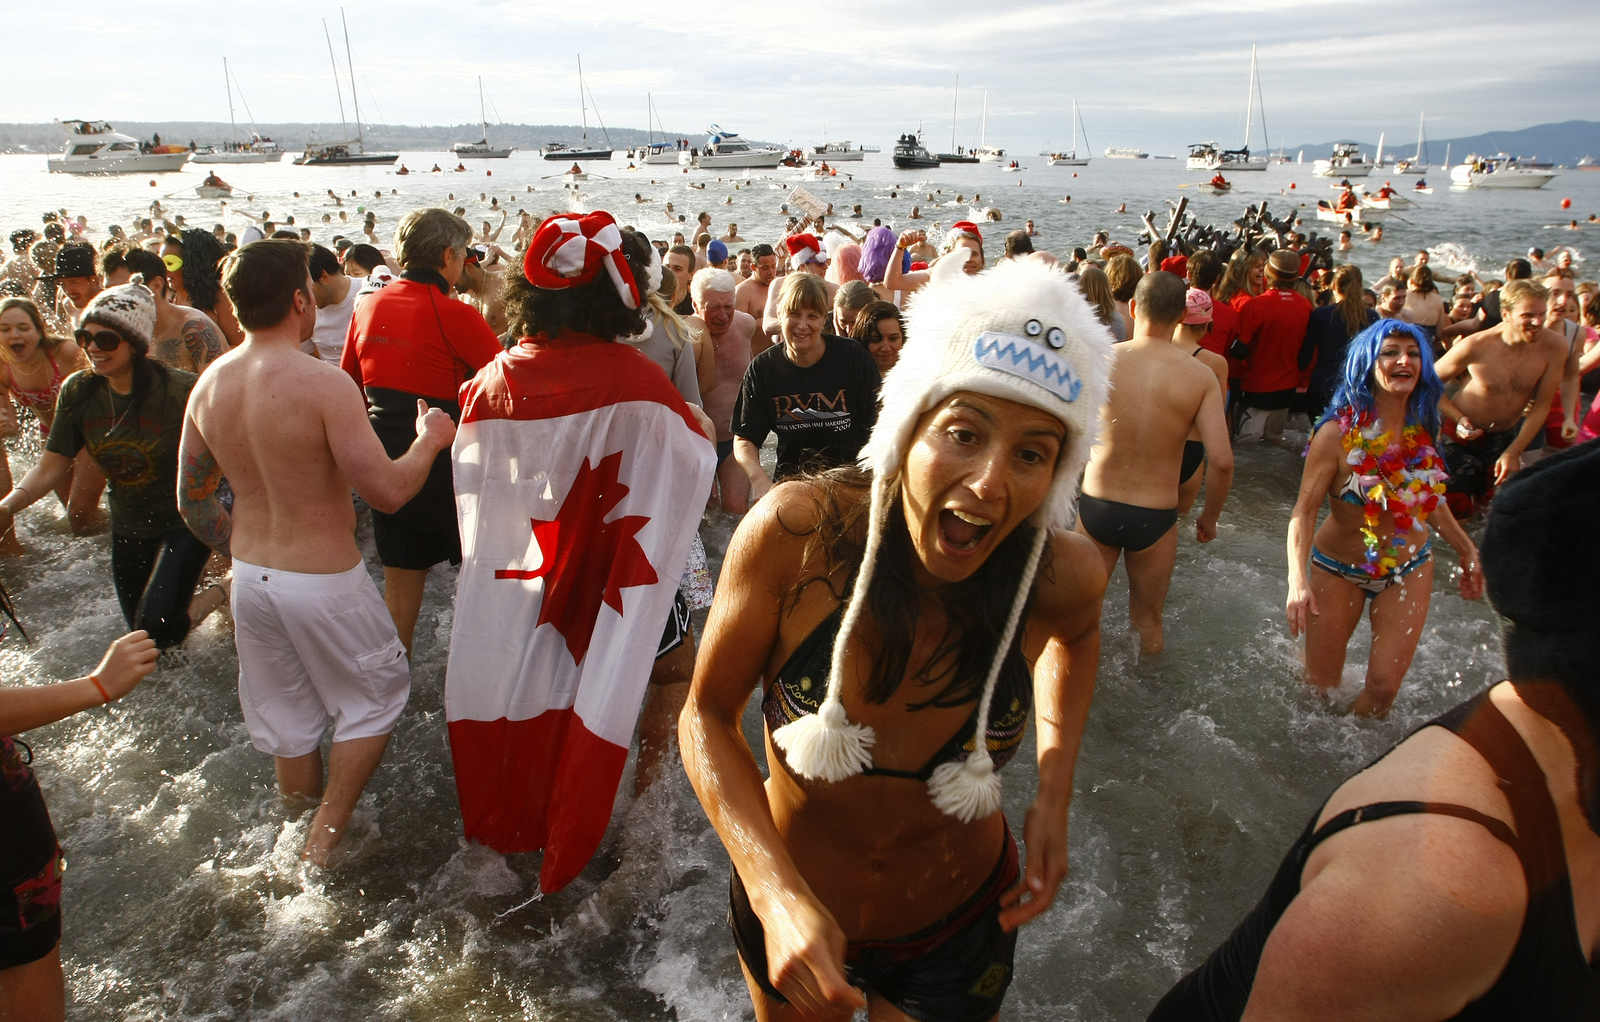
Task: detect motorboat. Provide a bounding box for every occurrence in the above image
[893,132,940,170]
[193,134,284,164]
[453,77,514,159]
[1576,156,1598,171]
[294,15,398,166]
[1450,154,1558,190]
[1313,142,1374,178]
[1001,160,1022,172]
[810,141,875,161]
[541,56,613,161]
[1186,142,1267,172]
[686,125,785,169]
[1104,147,1149,159]
[1048,98,1091,166]
[626,95,680,165]
[47,120,189,174]
[193,59,285,163]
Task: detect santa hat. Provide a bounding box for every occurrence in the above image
[944,220,983,251]
[522,210,641,309]
[771,253,1115,821]
[1159,254,1189,278]
[81,275,157,350]
[785,233,828,269]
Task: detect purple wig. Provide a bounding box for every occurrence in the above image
[859,226,897,284]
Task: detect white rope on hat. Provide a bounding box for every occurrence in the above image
[926,525,1048,822]
[769,471,892,782]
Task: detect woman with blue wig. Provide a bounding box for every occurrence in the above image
[1285,319,1485,717]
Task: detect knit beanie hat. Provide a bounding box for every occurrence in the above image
[771,253,1115,821]
[80,276,156,350]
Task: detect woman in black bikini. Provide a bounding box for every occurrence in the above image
[1286,320,1484,718]
[0,298,106,545]
[681,256,1113,1020]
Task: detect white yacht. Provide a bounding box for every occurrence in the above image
[1313,142,1374,178]
[453,77,514,159]
[685,125,784,169]
[192,58,284,163]
[1450,155,1558,190]
[1186,142,1267,172]
[1047,98,1091,166]
[810,141,876,162]
[47,120,189,174]
[627,95,681,165]
[972,92,1004,162]
[1104,147,1149,159]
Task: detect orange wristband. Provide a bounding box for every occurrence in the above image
[89,675,111,704]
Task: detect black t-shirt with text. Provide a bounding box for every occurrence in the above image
[732,334,880,480]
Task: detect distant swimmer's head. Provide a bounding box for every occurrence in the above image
[1480,440,1600,835]
[504,210,652,343]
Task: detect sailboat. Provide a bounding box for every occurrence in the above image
[453,78,513,159]
[1186,44,1269,172]
[973,92,1005,162]
[192,59,285,163]
[627,95,680,165]
[1394,112,1428,175]
[1048,98,1091,166]
[936,77,978,163]
[542,55,613,161]
[294,12,397,166]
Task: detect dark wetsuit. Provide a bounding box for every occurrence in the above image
[1149,690,1600,1021]
[731,599,1031,1021]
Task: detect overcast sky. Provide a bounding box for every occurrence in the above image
[10,0,1597,153]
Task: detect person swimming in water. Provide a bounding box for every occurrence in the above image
[681,255,1113,1018]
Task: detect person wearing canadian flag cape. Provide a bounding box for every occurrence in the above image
[445,211,714,894]
[682,252,1115,1019]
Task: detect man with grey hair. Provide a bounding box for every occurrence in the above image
[689,267,757,513]
[341,208,502,655]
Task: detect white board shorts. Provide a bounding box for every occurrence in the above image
[231,558,411,758]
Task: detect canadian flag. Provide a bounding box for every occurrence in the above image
[445,337,714,892]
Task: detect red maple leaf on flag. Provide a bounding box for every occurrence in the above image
[494,451,658,664]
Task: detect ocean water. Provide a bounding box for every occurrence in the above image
[1,149,1593,1020]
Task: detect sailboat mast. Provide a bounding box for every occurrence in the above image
[1417,111,1426,163]
[479,76,489,144]
[340,9,364,149]
[1243,43,1256,152]
[951,76,959,153]
[322,21,348,139]
[578,54,589,142]
[1078,98,1091,154]
[224,58,237,146]
[981,91,988,148]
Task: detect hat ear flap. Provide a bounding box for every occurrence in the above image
[932,247,973,281]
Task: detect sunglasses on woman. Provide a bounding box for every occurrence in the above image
[74,329,124,352]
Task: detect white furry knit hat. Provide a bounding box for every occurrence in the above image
[772,253,1115,821]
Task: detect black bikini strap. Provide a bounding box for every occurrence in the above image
[1298,800,1518,865]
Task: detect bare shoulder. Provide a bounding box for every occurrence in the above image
[1035,528,1109,622]
[729,478,859,591]
[732,310,757,335]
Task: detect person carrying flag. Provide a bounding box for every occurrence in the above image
[444,211,714,893]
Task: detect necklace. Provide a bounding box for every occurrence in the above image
[1336,408,1447,577]
[3,348,46,374]
[105,385,138,436]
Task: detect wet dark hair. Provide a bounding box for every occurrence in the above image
[1004,230,1034,258]
[178,229,228,314]
[307,244,342,281]
[850,300,902,348]
[751,243,775,260]
[221,239,312,330]
[121,249,168,289]
[501,229,652,341]
[1186,250,1224,291]
[785,467,1041,711]
[344,243,383,274]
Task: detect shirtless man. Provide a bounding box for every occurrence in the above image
[1077,271,1233,654]
[688,268,757,513]
[120,248,226,372]
[1434,278,1568,518]
[177,239,457,864]
[734,243,778,350]
[718,223,745,245]
[452,245,508,335]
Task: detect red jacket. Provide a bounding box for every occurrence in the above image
[1237,288,1313,394]
[342,277,503,402]
[1201,295,1240,382]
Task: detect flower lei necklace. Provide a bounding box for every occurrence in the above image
[1336,408,1447,578]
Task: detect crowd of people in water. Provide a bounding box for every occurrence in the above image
[0,187,1597,1020]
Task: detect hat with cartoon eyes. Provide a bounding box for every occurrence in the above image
[771,254,1115,824]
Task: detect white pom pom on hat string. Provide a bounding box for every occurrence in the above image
[926,526,1049,823]
[770,471,892,783]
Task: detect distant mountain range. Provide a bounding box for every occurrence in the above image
[1282,120,1600,167]
[0,121,706,154]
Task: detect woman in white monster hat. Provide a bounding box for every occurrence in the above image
[681,252,1115,1020]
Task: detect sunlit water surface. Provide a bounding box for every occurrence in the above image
[2,148,1590,1019]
